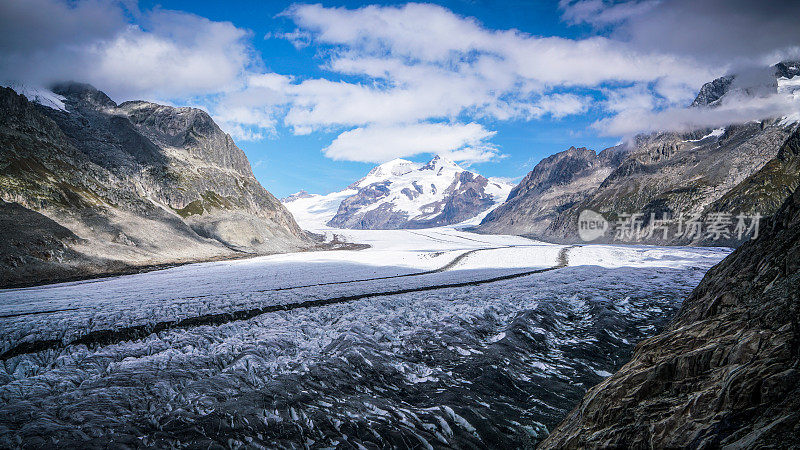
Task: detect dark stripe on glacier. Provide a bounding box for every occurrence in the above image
[1,246,576,360]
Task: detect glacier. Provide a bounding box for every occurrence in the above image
[0,228,729,447]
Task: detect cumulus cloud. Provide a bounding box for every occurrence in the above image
[90,11,254,99]
[230,1,796,159]
[216,2,719,161]
[211,74,292,140]
[283,3,713,87]
[601,84,661,113]
[2,0,797,165]
[568,0,800,67]
[0,0,253,100]
[323,123,499,164]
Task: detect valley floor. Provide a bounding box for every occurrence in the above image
[0,228,729,447]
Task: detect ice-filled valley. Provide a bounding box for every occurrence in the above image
[0,228,730,448]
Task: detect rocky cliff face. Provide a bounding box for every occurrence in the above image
[324,156,512,229]
[540,186,800,448]
[691,75,735,107]
[706,127,800,219]
[478,146,626,236]
[0,84,312,287]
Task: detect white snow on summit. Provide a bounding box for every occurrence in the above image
[777,73,800,125]
[283,156,513,230]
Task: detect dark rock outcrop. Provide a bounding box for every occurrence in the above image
[691,75,735,107]
[774,60,800,80]
[0,200,98,286]
[540,187,800,448]
[0,84,312,287]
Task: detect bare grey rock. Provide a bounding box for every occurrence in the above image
[477,146,626,236]
[480,62,800,246]
[691,75,735,107]
[543,123,797,246]
[540,186,800,449]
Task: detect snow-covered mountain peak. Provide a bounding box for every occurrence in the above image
[420,155,462,172]
[281,190,315,202]
[283,156,513,230]
[692,60,800,109]
[357,158,419,186]
[353,156,467,190]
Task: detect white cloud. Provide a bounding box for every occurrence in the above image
[533,93,592,119]
[210,2,719,158]
[89,10,253,99]
[0,1,254,100]
[601,84,660,113]
[211,74,292,140]
[283,3,714,87]
[559,0,660,27]
[323,122,500,164]
[4,1,797,164]
[594,91,800,136]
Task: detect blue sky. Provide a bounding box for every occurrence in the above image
[132,0,621,197]
[3,0,799,198]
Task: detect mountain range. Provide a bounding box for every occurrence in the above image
[0,83,313,287]
[283,156,512,229]
[3,61,798,289]
[477,61,800,246]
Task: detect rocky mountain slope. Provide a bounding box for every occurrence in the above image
[0,84,312,287]
[478,146,626,237]
[540,185,800,448]
[546,123,796,246]
[478,62,800,246]
[283,156,512,229]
